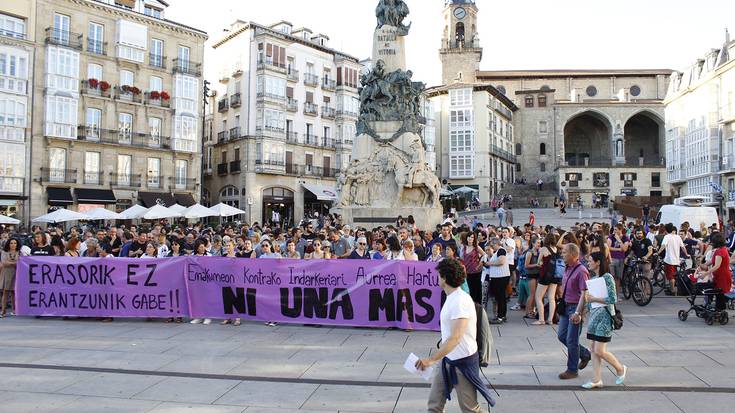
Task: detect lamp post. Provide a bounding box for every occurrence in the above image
[200,80,211,205]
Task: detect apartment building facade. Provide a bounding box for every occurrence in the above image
[204,20,361,226]
[665,32,735,213]
[29,0,206,220]
[0,1,35,220]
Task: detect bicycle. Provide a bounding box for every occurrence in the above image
[621,257,654,306]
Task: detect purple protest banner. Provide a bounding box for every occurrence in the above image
[16,256,188,318]
[185,257,444,330]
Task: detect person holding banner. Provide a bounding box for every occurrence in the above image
[1,238,19,317]
[30,232,55,256]
[348,237,371,259]
[141,243,158,259]
[64,238,81,257]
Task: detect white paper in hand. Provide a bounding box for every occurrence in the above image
[586,277,607,309]
[404,353,434,381]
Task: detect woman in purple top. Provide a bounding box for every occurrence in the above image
[459,231,485,304]
[606,224,629,295]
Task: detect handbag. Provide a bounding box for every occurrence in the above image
[608,305,623,330]
[556,264,581,317]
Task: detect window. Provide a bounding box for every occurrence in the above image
[566,173,581,187]
[150,39,164,67]
[174,75,198,114]
[46,47,79,91]
[220,186,239,208]
[537,95,547,107]
[117,155,132,184]
[540,143,546,155]
[173,115,196,152]
[262,109,285,130]
[148,117,161,144]
[0,143,24,192]
[144,5,162,18]
[85,108,101,140]
[116,19,147,62]
[0,13,26,38]
[84,152,100,184]
[593,173,609,187]
[221,150,228,163]
[0,98,27,128]
[449,88,472,106]
[87,63,102,81]
[538,120,548,134]
[515,143,522,156]
[149,76,162,92]
[450,130,473,152]
[118,113,133,142]
[540,162,546,172]
[449,155,473,178]
[256,75,286,98]
[177,46,190,69]
[88,22,104,54]
[620,172,637,187]
[450,109,472,128]
[147,158,160,187]
[0,49,29,94]
[44,96,77,138]
[651,172,661,188]
[175,160,188,188]
[48,148,66,182]
[53,13,70,42]
[120,70,134,87]
[524,95,534,108]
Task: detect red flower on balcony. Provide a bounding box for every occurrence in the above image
[150,90,161,100]
[121,85,141,95]
[99,81,111,91]
[160,91,170,100]
[88,78,99,88]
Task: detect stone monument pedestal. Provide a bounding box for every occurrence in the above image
[332,206,443,229]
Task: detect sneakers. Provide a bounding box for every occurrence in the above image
[558,370,578,380]
[265,321,278,327]
[202,319,212,325]
[190,319,203,324]
[579,355,591,371]
[489,317,505,325]
[510,304,522,311]
[615,365,628,385]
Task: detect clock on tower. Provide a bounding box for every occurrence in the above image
[440,0,482,84]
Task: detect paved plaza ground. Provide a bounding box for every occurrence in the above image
[0,295,733,412]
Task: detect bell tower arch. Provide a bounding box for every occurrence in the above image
[440,0,482,84]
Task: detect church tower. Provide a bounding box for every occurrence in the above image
[440,0,482,85]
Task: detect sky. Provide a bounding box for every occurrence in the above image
[165,0,735,86]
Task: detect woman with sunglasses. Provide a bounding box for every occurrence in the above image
[348,237,371,259]
[258,241,282,259]
[305,240,326,259]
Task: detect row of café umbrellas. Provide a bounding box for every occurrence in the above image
[28,203,247,224]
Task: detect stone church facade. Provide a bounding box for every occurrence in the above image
[437,0,672,205]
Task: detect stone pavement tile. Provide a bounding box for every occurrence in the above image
[70,324,141,338]
[96,351,182,371]
[227,359,315,379]
[377,362,431,384]
[157,355,249,375]
[38,337,120,351]
[650,336,732,351]
[495,324,553,338]
[493,336,533,351]
[105,338,179,354]
[35,349,126,367]
[116,326,190,340]
[226,344,301,359]
[0,391,79,413]
[301,384,401,412]
[684,365,735,387]
[393,387,463,413]
[133,377,240,404]
[0,367,92,392]
[0,346,58,363]
[574,391,679,413]
[616,366,707,388]
[612,326,679,338]
[244,408,336,413]
[289,346,366,363]
[163,341,243,356]
[56,372,165,398]
[300,361,386,381]
[626,315,681,328]
[600,350,648,368]
[342,333,409,347]
[663,391,734,413]
[666,327,735,338]
[403,334,443,350]
[148,402,246,413]
[491,390,584,413]
[497,349,565,366]
[606,337,664,352]
[359,346,416,364]
[49,396,161,413]
[700,350,735,366]
[532,365,616,386]
[481,365,540,386]
[215,380,318,409]
[281,333,351,346]
[632,350,719,367]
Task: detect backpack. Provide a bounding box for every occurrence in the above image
[544,249,566,280]
[516,249,528,278]
[475,302,493,367]
[554,255,566,279]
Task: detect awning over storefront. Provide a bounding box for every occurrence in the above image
[302,183,338,202]
[174,193,196,207]
[139,191,175,208]
[47,187,73,206]
[75,189,116,204]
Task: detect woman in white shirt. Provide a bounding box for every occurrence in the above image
[482,238,511,324]
[141,243,158,259]
[397,239,419,261]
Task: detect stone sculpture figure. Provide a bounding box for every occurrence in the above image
[376,0,411,35]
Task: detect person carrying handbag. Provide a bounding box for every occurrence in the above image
[579,252,627,389]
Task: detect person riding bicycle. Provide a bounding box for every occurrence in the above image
[629,227,654,277]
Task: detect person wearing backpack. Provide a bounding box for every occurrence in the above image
[579,252,627,389]
[416,259,495,413]
[533,233,562,325]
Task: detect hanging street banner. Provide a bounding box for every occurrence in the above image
[16,257,444,330]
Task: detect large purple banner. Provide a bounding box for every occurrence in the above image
[16,257,188,318]
[16,257,444,330]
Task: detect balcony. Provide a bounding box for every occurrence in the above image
[304,103,318,116]
[229,127,241,140]
[172,139,196,153]
[144,92,171,108]
[45,28,82,50]
[171,177,197,191]
[285,163,298,175]
[255,159,286,173]
[80,80,112,98]
[0,28,26,40]
[256,125,286,139]
[218,98,229,112]
[87,39,107,55]
[230,161,241,174]
[109,173,142,188]
[217,163,228,176]
[257,58,287,73]
[286,131,299,144]
[256,92,286,104]
[149,53,167,69]
[146,176,162,189]
[321,106,336,119]
[217,130,229,143]
[337,109,358,118]
[83,171,105,185]
[490,145,517,164]
[172,58,201,77]
[287,70,299,82]
[300,165,340,179]
[303,133,318,146]
[77,126,171,149]
[321,137,336,148]
[230,93,242,108]
[0,176,24,195]
[113,86,143,104]
[286,98,298,112]
[41,168,77,184]
[322,78,336,91]
[304,73,319,87]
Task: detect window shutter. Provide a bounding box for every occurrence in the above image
[337,67,342,85]
[323,96,330,104]
[620,173,625,181]
[306,91,313,103]
[266,44,272,57]
[633,173,637,180]
[279,48,285,66]
[286,87,293,98]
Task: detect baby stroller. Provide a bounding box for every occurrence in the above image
[677,274,729,325]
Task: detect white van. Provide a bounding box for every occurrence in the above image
[655,205,719,229]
